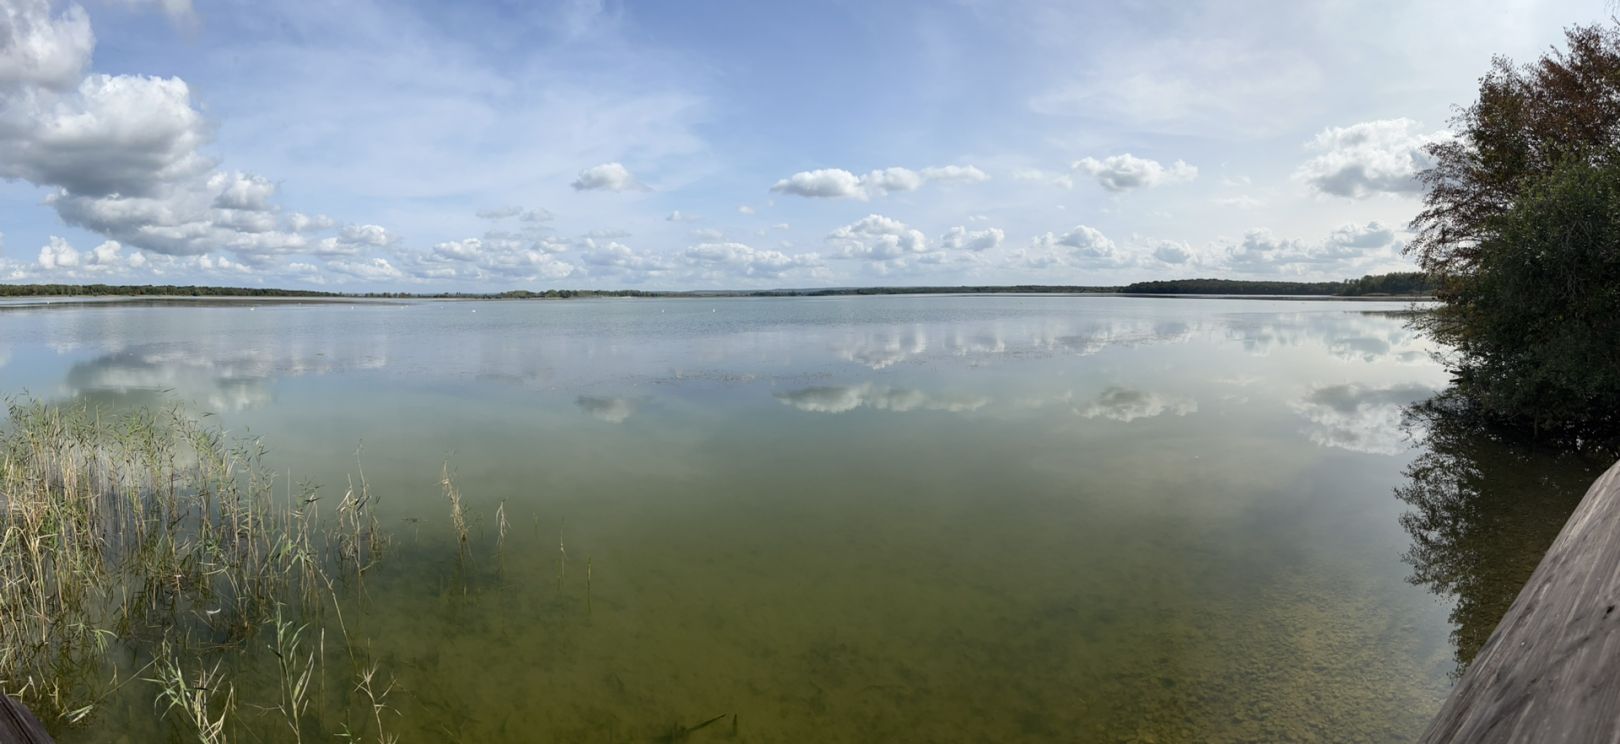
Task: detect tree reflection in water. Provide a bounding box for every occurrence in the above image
[1396,392,1614,673]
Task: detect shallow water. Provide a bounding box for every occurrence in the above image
[1,295,1608,742]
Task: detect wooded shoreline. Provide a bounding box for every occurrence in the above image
[0,273,1435,302]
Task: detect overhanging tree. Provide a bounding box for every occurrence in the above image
[1410,23,1620,436]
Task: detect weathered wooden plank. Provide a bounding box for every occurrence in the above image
[0,695,53,744]
[1421,458,1620,743]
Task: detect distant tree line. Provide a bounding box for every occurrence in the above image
[0,284,340,298]
[1120,272,1436,296]
[742,285,1117,297]
[0,274,1433,300]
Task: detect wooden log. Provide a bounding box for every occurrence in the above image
[0,695,53,743]
[1421,458,1620,743]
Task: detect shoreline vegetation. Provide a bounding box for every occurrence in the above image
[0,271,1436,302]
[0,399,527,741]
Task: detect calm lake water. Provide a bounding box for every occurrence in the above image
[2,295,1610,742]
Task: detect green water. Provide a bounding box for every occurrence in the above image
[1,295,1608,742]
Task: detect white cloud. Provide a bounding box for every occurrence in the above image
[666,210,699,222]
[1152,240,1193,264]
[338,224,398,247]
[34,235,129,273]
[308,224,399,258]
[771,168,865,198]
[327,257,404,281]
[1221,221,1401,274]
[0,1,318,263]
[287,212,335,233]
[37,235,79,269]
[1035,225,1114,257]
[1072,154,1197,192]
[827,214,930,261]
[577,239,670,280]
[432,238,483,261]
[418,233,575,281]
[940,226,1004,252]
[737,204,756,214]
[211,172,276,211]
[1325,220,1396,249]
[1295,118,1450,198]
[681,241,819,278]
[772,164,990,199]
[0,0,93,91]
[570,162,643,192]
[1018,225,1134,270]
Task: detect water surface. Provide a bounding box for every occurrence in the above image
[2,295,1607,742]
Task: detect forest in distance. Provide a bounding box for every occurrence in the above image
[0,271,1435,301]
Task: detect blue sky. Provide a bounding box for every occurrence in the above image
[0,0,1607,290]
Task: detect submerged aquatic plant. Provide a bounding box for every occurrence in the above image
[0,398,567,740]
[441,463,469,549]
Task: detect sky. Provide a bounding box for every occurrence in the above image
[0,0,1609,291]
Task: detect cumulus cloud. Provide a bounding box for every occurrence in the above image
[418,232,575,281]
[826,214,930,261]
[681,241,819,278]
[1072,154,1197,192]
[339,224,397,247]
[1325,220,1396,249]
[0,0,93,90]
[326,257,403,281]
[287,212,335,233]
[775,384,988,414]
[577,239,670,280]
[1152,240,1193,264]
[0,0,348,267]
[1076,386,1197,422]
[1295,119,1451,198]
[940,226,1004,252]
[570,162,643,192]
[1222,221,1401,274]
[771,168,865,198]
[1015,225,1132,271]
[1291,383,1434,454]
[772,164,989,200]
[33,235,134,274]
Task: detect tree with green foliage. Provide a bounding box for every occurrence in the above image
[1410,23,1620,437]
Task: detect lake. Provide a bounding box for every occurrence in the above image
[1,295,1609,742]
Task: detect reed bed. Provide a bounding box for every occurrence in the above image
[0,399,402,740]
